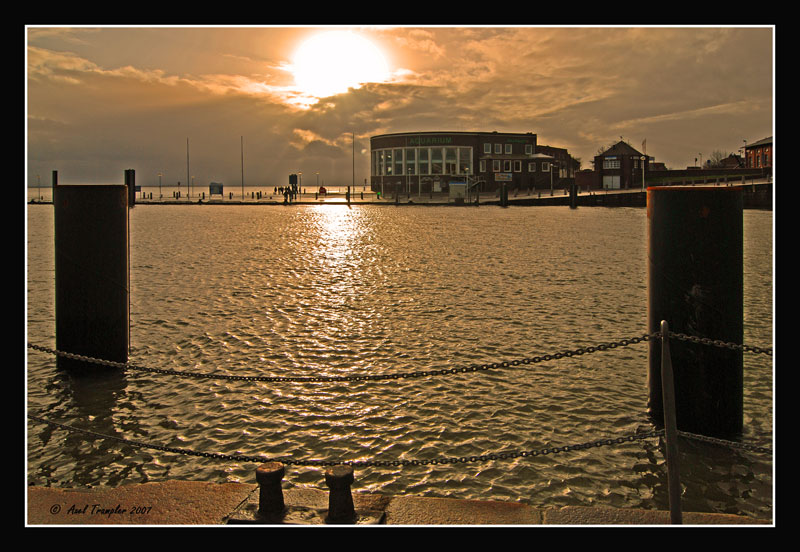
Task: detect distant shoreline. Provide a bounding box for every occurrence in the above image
[26,182,773,210]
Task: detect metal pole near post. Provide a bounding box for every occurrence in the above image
[660,320,682,524]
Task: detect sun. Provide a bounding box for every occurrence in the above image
[290,30,390,99]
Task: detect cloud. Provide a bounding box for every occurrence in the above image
[612,101,756,130]
[26,26,773,184]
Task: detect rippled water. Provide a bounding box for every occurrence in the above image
[26,203,773,520]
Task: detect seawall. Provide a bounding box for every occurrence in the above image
[27,480,772,526]
[495,183,772,209]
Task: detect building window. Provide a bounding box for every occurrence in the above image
[484,143,491,154]
[603,158,620,169]
[480,160,486,173]
[394,149,403,176]
[503,160,512,172]
[458,148,471,175]
[419,148,429,175]
[405,148,416,175]
[514,160,522,172]
[505,144,512,154]
[431,147,443,174]
[525,144,533,155]
[445,147,457,174]
[528,162,536,172]
[542,162,550,172]
[493,160,501,172]
[385,150,393,175]
[494,144,502,154]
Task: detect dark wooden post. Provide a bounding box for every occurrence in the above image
[54,175,129,373]
[647,186,743,438]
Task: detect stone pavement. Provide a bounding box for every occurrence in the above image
[27,481,772,526]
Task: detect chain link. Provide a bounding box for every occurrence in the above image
[677,430,773,455]
[26,413,667,467]
[27,331,771,383]
[668,332,773,356]
[27,330,773,474]
[28,413,772,468]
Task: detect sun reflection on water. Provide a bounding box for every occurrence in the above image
[301,205,373,369]
[307,204,367,271]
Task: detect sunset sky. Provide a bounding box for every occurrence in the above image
[26,25,774,190]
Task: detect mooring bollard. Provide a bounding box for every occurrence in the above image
[325,464,356,523]
[256,462,286,518]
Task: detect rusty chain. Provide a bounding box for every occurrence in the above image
[26,413,772,465]
[677,430,773,455]
[668,332,773,356]
[27,329,773,466]
[26,330,771,384]
[26,413,668,467]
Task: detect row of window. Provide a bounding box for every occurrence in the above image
[479,159,550,173]
[602,156,645,169]
[372,146,550,177]
[747,148,771,168]
[483,143,535,155]
[373,147,472,177]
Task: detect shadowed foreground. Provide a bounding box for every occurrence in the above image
[28,481,771,526]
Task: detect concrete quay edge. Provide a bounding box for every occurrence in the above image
[27,480,772,526]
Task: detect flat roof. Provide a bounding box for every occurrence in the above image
[371,130,536,139]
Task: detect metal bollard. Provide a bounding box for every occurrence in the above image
[325,464,356,523]
[256,462,286,519]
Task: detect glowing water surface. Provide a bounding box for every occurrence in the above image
[26,204,773,520]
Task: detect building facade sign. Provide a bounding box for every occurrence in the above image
[409,136,454,146]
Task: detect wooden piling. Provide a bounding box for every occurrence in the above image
[54,174,129,373]
[647,186,743,438]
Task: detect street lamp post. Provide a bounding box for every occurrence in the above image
[743,140,748,168]
[464,167,469,203]
[158,172,162,199]
[641,156,646,191]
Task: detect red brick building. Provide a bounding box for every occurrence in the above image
[369,131,578,194]
[591,140,649,190]
[745,136,772,169]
